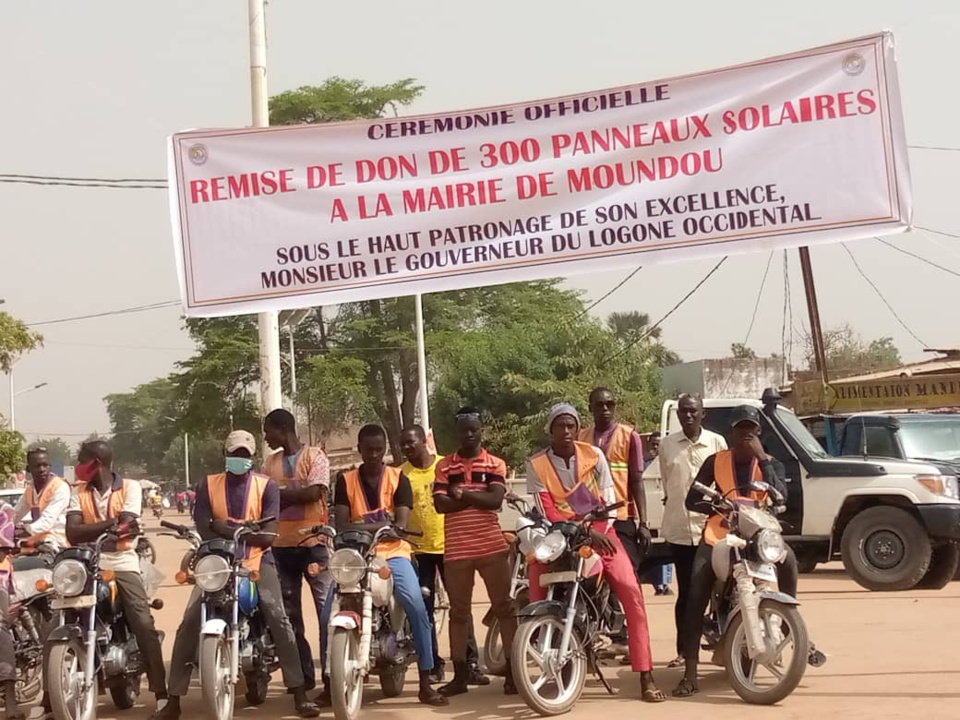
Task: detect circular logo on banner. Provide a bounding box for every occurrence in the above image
[188,144,208,165]
[842,54,865,76]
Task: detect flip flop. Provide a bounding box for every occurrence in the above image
[419,691,450,706]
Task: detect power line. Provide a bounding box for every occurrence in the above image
[841,243,928,348]
[719,251,774,396]
[27,301,180,327]
[0,173,166,183]
[915,225,960,240]
[569,265,642,323]
[908,145,960,152]
[602,256,727,365]
[875,237,960,278]
[0,173,167,189]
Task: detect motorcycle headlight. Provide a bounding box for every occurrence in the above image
[330,549,366,586]
[517,526,547,556]
[756,530,786,564]
[195,555,232,593]
[52,560,88,597]
[534,531,567,564]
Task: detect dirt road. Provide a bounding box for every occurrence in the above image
[75,514,960,720]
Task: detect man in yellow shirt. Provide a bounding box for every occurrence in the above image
[400,425,487,686]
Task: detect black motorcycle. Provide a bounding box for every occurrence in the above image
[8,546,55,705]
[44,531,163,720]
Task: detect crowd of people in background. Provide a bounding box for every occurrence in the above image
[8,385,814,718]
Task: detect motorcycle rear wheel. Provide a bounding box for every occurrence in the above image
[378,664,406,699]
[724,599,808,705]
[483,616,506,676]
[244,671,269,706]
[330,628,363,720]
[47,640,96,720]
[511,616,586,717]
[200,635,235,720]
[109,674,141,710]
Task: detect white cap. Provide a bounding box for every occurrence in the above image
[224,430,256,455]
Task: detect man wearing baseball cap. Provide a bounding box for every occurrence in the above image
[159,430,321,719]
[672,405,792,698]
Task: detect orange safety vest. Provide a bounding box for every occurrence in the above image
[343,466,412,560]
[703,450,768,546]
[579,425,633,520]
[530,442,604,520]
[263,447,329,547]
[77,476,137,552]
[23,475,68,546]
[206,472,270,572]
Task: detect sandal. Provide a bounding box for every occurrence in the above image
[642,687,668,703]
[419,689,450,706]
[667,655,685,669]
[296,700,321,718]
[672,677,698,698]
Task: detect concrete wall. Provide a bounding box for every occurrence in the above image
[662,358,786,400]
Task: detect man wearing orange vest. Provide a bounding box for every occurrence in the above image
[15,448,70,551]
[526,404,666,703]
[326,425,447,707]
[66,441,169,718]
[579,387,650,583]
[262,409,332,700]
[672,405,792,698]
[159,431,320,719]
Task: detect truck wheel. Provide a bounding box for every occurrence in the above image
[915,543,960,590]
[841,506,931,591]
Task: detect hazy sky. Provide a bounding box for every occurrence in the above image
[3,0,959,442]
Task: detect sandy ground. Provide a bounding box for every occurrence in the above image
[43,512,960,720]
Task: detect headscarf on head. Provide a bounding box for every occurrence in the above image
[545,403,580,433]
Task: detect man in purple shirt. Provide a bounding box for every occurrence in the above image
[158,431,320,719]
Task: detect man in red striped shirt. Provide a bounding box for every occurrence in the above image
[433,407,517,697]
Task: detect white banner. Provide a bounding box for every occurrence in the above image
[168,32,911,316]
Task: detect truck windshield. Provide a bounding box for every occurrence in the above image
[899,419,960,462]
[776,407,829,459]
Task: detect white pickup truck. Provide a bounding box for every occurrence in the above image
[643,389,960,591]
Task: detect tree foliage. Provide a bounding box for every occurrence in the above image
[269,77,424,125]
[730,343,757,359]
[27,437,75,467]
[0,428,25,482]
[804,324,902,376]
[0,312,42,374]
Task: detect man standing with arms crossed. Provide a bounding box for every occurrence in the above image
[433,408,516,698]
[262,409,332,702]
[399,425,488,685]
[659,394,726,669]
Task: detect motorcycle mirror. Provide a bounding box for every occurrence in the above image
[751,481,771,493]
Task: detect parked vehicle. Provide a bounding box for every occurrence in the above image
[689,479,808,704]
[483,494,540,676]
[44,531,163,720]
[9,547,55,705]
[837,413,960,584]
[511,502,629,716]
[305,523,419,720]
[642,390,960,591]
[174,517,278,720]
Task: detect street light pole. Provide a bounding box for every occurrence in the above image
[249,0,282,418]
[7,371,12,432]
[183,431,190,492]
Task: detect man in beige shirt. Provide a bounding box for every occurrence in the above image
[659,394,726,667]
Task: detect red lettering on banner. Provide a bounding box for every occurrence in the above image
[401,179,505,213]
[329,198,350,222]
[189,169,296,204]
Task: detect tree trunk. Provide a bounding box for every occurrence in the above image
[316,307,329,352]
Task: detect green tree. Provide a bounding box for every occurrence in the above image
[0,312,42,373]
[805,324,902,376]
[298,356,374,443]
[606,311,680,368]
[105,378,179,477]
[0,428,25,482]
[731,343,757,359]
[27,437,75,466]
[270,78,424,125]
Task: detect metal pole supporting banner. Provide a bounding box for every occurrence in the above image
[414,294,430,430]
[183,431,190,491]
[798,246,829,386]
[249,0,283,416]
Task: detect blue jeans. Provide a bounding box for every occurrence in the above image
[321,557,435,672]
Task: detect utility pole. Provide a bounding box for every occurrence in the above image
[183,431,190,492]
[249,0,282,417]
[798,247,829,386]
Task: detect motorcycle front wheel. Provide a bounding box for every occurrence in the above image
[330,628,363,720]
[47,641,96,720]
[511,616,586,717]
[200,635,235,720]
[724,599,809,705]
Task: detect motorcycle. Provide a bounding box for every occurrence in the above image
[511,501,632,716]
[690,479,809,705]
[174,517,279,720]
[159,521,201,581]
[151,503,163,520]
[482,494,541,676]
[135,537,157,566]
[303,523,419,720]
[8,545,56,705]
[44,531,164,720]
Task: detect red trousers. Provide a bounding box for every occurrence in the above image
[528,526,653,672]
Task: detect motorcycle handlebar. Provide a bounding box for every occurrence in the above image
[160,520,189,533]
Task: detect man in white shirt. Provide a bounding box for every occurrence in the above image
[15,448,70,550]
[658,393,727,668]
[66,440,168,715]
